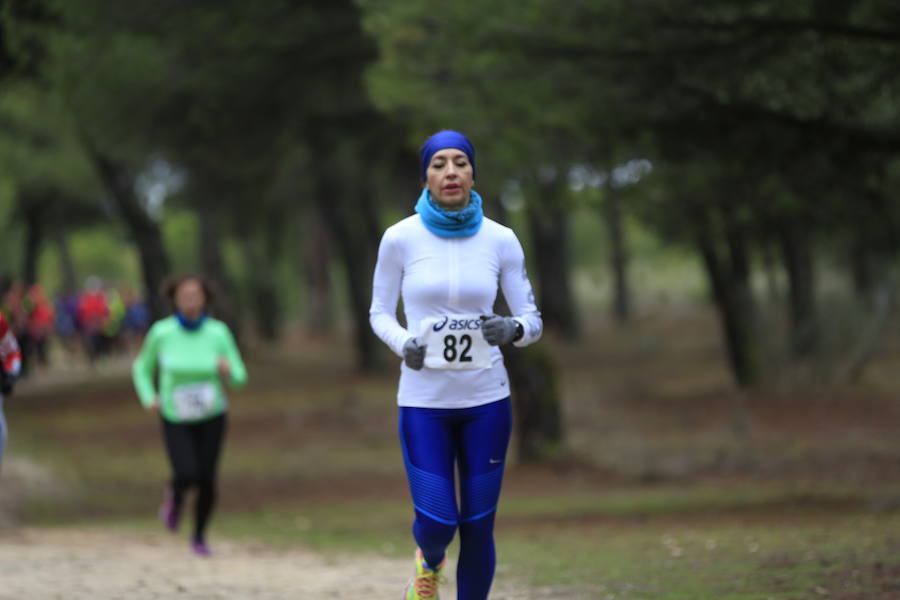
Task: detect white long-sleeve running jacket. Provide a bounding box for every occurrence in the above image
[369,214,543,408]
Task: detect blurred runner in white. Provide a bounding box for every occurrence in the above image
[0,311,22,471]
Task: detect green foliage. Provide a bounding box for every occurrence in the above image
[360,0,605,187]
[0,80,101,231]
[2,0,384,334]
[161,209,198,273]
[65,226,140,286]
[0,180,23,277]
[362,0,900,247]
[28,224,140,293]
[1,0,896,365]
[0,84,87,188]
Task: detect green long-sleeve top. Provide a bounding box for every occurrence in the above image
[132,315,247,423]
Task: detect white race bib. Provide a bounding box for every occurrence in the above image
[419,314,493,370]
[172,382,217,420]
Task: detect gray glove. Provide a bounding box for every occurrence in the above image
[402,337,426,370]
[481,315,521,346]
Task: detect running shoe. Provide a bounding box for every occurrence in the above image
[404,548,445,600]
[158,488,180,532]
[192,539,212,557]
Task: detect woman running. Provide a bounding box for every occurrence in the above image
[132,274,247,556]
[0,311,22,471]
[370,130,543,600]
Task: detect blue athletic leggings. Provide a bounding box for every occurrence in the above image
[399,397,512,600]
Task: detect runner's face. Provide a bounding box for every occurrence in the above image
[426,149,473,211]
[175,279,206,319]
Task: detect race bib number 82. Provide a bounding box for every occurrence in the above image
[419,314,493,370]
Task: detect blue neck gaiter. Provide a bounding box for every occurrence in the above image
[176,311,207,331]
[415,189,484,238]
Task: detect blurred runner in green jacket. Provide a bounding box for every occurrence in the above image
[132,274,246,556]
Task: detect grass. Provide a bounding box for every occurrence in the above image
[6,310,900,598]
[499,512,900,599]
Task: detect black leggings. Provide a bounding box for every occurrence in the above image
[161,413,227,541]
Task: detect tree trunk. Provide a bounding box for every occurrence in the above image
[693,203,761,392]
[240,217,282,342]
[492,291,563,462]
[527,170,578,339]
[850,235,876,310]
[490,196,565,462]
[303,203,333,334]
[199,206,228,290]
[503,343,563,462]
[52,226,78,293]
[602,187,631,323]
[197,202,241,335]
[760,240,781,306]
[839,267,899,383]
[20,193,45,287]
[87,149,171,320]
[311,136,379,371]
[778,224,818,358]
[485,186,508,224]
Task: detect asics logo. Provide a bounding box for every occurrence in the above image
[489,458,503,464]
[433,316,450,332]
[449,319,482,331]
[433,317,483,332]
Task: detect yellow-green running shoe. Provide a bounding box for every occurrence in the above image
[404,548,446,600]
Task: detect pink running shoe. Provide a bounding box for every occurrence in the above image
[192,539,212,557]
[158,489,180,532]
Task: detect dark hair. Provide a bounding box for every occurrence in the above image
[160,273,217,311]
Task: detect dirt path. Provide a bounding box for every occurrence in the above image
[0,528,419,599]
[0,527,589,600]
